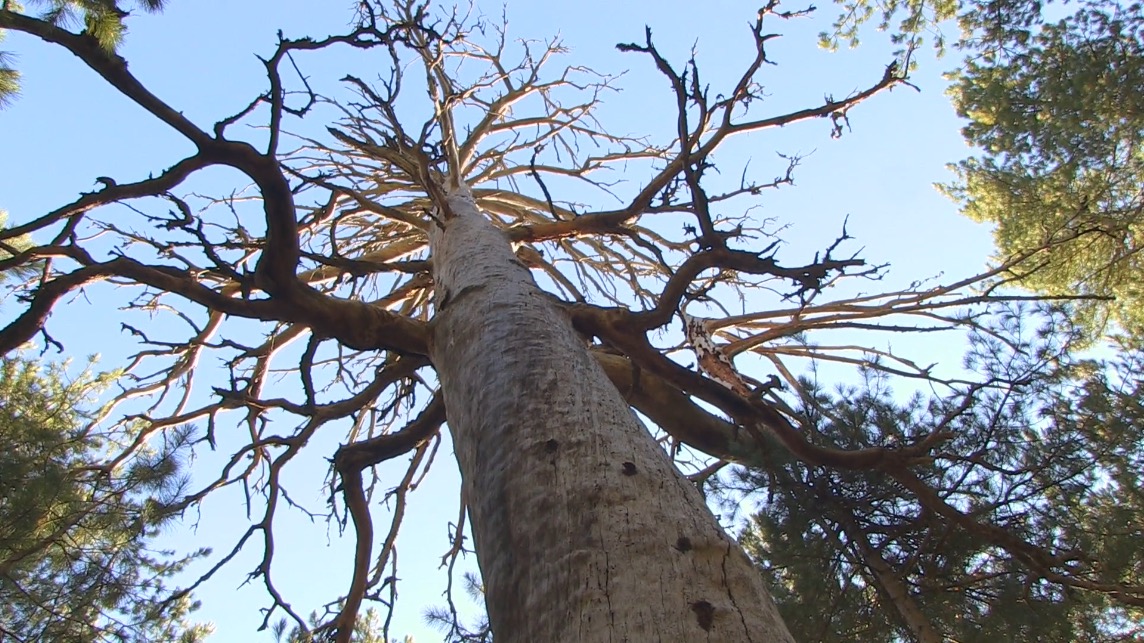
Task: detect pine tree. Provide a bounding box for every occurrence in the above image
[945,4,1144,337]
[821,0,1144,338]
[742,305,1144,641]
[0,356,210,642]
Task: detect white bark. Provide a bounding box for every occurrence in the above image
[428,183,795,642]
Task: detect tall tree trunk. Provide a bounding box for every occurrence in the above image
[428,183,795,642]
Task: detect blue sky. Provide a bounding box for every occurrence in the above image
[1,1,996,640]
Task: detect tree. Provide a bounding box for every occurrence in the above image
[728,0,1144,638]
[946,4,1144,337]
[822,0,1144,338]
[0,1,1128,641]
[3,205,206,641]
[741,305,1144,641]
[0,355,209,642]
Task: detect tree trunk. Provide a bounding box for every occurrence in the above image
[428,183,795,642]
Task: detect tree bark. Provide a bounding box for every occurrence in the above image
[428,183,795,642]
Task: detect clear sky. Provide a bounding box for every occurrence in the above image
[0,1,995,640]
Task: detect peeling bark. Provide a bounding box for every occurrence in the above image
[428,184,794,642]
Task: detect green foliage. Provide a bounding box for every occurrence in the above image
[818,0,1103,54]
[0,50,16,104]
[0,209,39,282]
[12,0,167,48]
[820,0,1144,339]
[819,0,959,53]
[0,355,210,642]
[944,6,1144,337]
[742,306,1144,641]
[425,572,492,643]
[0,210,26,254]
[0,1,167,104]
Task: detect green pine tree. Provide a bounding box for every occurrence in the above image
[944,5,1144,338]
[742,307,1144,641]
[0,355,210,642]
[820,0,1144,340]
